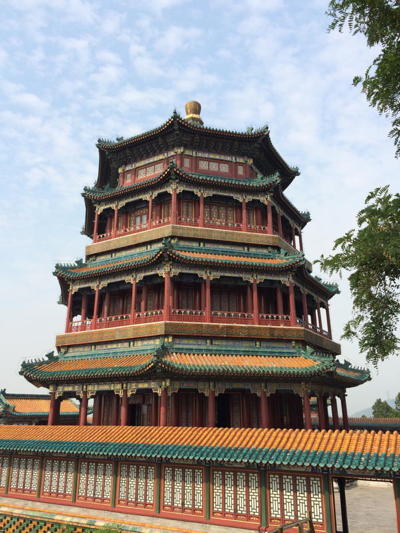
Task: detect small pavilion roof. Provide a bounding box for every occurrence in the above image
[54,240,304,282]
[0,391,78,417]
[20,344,369,386]
[0,425,398,476]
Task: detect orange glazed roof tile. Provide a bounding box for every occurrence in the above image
[21,346,335,383]
[0,394,79,416]
[0,425,398,475]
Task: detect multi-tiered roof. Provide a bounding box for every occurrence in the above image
[20,102,368,431]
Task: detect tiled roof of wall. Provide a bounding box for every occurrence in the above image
[0,425,398,476]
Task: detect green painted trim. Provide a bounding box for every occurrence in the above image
[111,461,118,508]
[323,474,333,533]
[205,465,210,520]
[71,459,78,503]
[36,457,43,498]
[155,463,161,514]
[260,469,267,528]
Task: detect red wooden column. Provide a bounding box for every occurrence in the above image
[93,211,99,242]
[81,293,87,322]
[120,389,129,426]
[340,393,350,430]
[299,231,304,251]
[148,197,153,229]
[48,392,60,426]
[159,388,168,426]
[199,193,205,227]
[260,390,271,428]
[267,201,273,234]
[288,282,297,326]
[163,272,171,321]
[79,391,88,426]
[317,394,326,430]
[112,205,119,237]
[301,290,308,325]
[252,280,259,325]
[65,289,73,333]
[208,389,216,427]
[112,393,120,425]
[242,199,248,232]
[102,290,110,318]
[130,279,137,324]
[171,189,178,224]
[92,286,100,329]
[277,210,283,236]
[292,226,297,248]
[205,278,211,322]
[171,392,178,426]
[325,303,332,338]
[393,478,400,533]
[331,394,339,429]
[303,392,312,430]
[151,393,158,426]
[316,300,323,331]
[276,285,284,316]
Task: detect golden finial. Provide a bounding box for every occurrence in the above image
[184,101,203,125]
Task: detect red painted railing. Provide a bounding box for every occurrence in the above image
[259,313,291,326]
[68,310,330,337]
[93,218,298,249]
[211,310,253,324]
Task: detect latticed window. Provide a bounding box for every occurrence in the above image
[109,291,131,316]
[177,285,200,309]
[181,199,195,220]
[126,207,147,229]
[205,203,237,227]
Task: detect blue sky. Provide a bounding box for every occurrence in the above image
[0,0,398,413]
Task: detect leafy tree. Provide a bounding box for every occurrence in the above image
[395,392,400,412]
[372,398,398,417]
[327,0,400,156]
[318,186,400,365]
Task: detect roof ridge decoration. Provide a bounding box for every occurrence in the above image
[96,111,273,151]
[312,276,340,294]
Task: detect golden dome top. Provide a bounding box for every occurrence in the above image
[184,101,203,125]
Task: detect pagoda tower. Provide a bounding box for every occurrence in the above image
[21,101,369,431]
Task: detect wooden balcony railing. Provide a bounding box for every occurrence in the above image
[68,310,329,336]
[93,217,298,249]
[260,313,291,326]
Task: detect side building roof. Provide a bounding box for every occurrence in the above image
[0,391,79,417]
[0,425,397,478]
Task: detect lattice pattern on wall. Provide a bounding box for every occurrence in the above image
[0,456,9,489]
[118,462,155,508]
[42,458,75,499]
[268,473,324,525]
[162,465,203,515]
[212,469,259,522]
[9,456,40,494]
[77,460,113,503]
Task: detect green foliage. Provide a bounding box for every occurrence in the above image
[372,398,399,417]
[318,186,400,365]
[327,0,400,156]
[95,526,122,533]
[395,392,400,412]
